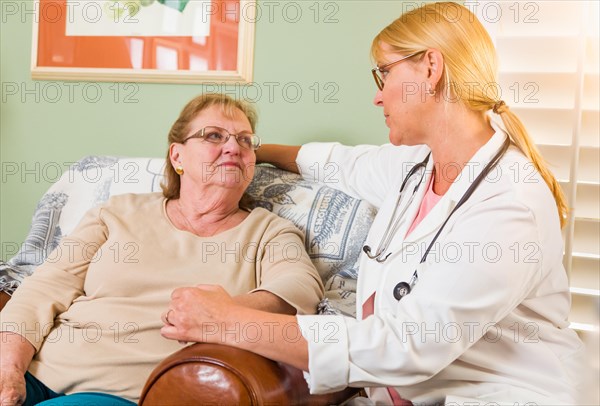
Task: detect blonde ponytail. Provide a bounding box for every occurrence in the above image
[495,105,568,227]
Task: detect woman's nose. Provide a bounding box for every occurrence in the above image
[373,89,384,107]
[222,135,242,154]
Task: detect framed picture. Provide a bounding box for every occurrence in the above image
[31,0,256,84]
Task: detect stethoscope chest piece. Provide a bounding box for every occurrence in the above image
[393,281,412,300]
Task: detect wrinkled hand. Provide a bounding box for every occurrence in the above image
[0,369,26,406]
[160,284,241,345]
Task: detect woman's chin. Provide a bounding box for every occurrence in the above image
[388,129,421,147]
[218,179,250,190]
[388,131,403,146]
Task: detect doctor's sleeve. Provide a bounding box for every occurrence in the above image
[296,142,426,209]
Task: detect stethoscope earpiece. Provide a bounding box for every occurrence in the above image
[363,245,393,263]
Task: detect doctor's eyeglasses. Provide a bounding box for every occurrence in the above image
[371,51,425,91]
[183,126,262,150]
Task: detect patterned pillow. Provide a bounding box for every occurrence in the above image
[1,157,375,316]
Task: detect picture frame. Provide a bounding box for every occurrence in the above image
[31,0,256,84]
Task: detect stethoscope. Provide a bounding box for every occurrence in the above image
[362,153,431,263]
[362,137,511,301]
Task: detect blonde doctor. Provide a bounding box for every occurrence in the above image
[160,2,584,404]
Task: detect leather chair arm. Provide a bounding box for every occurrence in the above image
[0,291,10,311]
[139,343,360,406]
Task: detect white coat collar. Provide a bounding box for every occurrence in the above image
[403,121,509,244]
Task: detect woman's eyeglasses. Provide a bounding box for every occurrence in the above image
[371,51,425,91]
[183,126,262,150]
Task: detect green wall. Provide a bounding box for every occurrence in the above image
[1,1,401,260]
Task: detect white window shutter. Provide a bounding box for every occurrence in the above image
[490,1,599,333]
[486,2,599,395]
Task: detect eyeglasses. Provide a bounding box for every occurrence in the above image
[371,51,425,91]
[182,126,262,150]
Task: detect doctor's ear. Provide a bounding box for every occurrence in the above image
[424,49,444,84]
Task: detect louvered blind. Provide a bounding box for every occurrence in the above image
[479,0,599,335]
[478,1,599,396]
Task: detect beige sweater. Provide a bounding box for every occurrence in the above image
[1,193,324,401]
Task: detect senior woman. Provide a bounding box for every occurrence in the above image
[0,94,324,406]
[160,3,585,405]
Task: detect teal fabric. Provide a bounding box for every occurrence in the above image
[23,372,135,406]
[37,393,135,406]
[23,372,62,406]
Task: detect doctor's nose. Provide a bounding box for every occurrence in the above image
[373,89,383,107]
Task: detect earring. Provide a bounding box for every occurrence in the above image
[426,85,436,96]
[175,165,184,175]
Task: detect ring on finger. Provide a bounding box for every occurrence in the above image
[165,309,174,325]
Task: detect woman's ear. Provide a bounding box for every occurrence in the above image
[424,49,444,86]
[169,143,182,168]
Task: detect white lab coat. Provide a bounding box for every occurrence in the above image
[295,125,585,405]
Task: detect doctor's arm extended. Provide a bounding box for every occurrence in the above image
[255,144,301,174]
[257,142,428,209]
